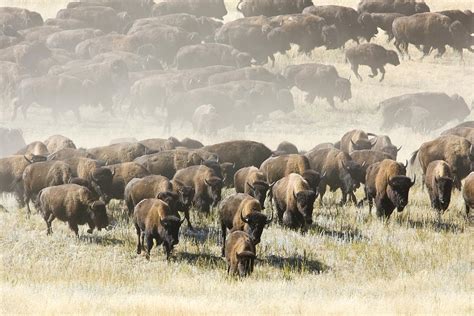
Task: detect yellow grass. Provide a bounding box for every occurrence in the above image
[0,0,474,315]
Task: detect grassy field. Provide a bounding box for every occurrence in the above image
[1,0,474,315]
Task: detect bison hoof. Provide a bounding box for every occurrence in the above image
[87,228,93,234]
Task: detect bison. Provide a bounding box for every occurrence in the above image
[172,165,223,214]
[37,183,109,236]
[133,198,184,259]
[272,173,316,231]
[44,135,76,153]
[87,142,149,164]
[462,172,474,215]
[283,63,351,108]
[367,133,402,159]
[339,129,377,153]
[225,231,256,277]
[357,0,430,15]
[104,162,150,200]
[345,43,400,82]
[176,43,252,69]
[364,159,415,218]
[234,166,271,207]
[236,0,313,17]
[425,160,453,215]
[152,0,228,20]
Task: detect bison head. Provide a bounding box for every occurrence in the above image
[350,138,374,151]
[302,170,323,193]
[88,200,109,231]
[342,161,366,190]
[220,162,236,187]
[435,176,453,211]
[204,176,223,207]
[91,167,114,202]
[236,250,256,277]
[294,190,316,225]
[159,215,185,258]
[247,181,270,207]
[335,78,352,102]
[449,21,471,50]
[381,145,402,160]
[386,50,400,66]
[240,209,271,245]
[415,2,430,13]
[387,175,415,211]
[156,191,180,212]
[357,13,378,42]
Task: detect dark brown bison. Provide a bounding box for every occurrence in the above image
[48,148,92,161]
[236,0,313,17]
[340,130,377,153]
[56,6,123,32]
[37,184,109,236]
[202,140,272,170]
[283,63,351,108]
[365,159,415,218]
[207,66,284,87]
[392,13,473,58]
[219,193,271,256]
[345,43,400,82]
[87,142,149,164]
[180,138,204,149]
[409,135,473,190]
[437,10,474,34]
[225,231,256,277]
[462,172,474,215]
[357,0,430,15]
[349,150,393,183]
[272,173,316,231]
[275,141,299,155]
[425,160,453,215]
[379,92,471,131]
[139,137,181,152]
[366,133,402,159]
[46,28,104,52]
[44,135,76,153]
[133,198,184,259]
[269,13,338,52]
[304,5,378,44]
[172,165,223,214]
[152,0,228,20]
[305,148,365,205]
[234,166,270,207]
[22,161,73,215]
[0,7,43,31]
[369,13,404,41]
[16,141,49,157]
[104,162,150,200]
[134,149,204,179]
[176,43,252,69]
[124,175,175,215]
[215,16,291,65]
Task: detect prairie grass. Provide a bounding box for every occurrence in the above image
[0,0,474,314]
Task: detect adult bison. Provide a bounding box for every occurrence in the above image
[349,150,394,182]
[437,10,474,34]
[365,159,415,218]
[87,142,149,165]
[56,6,123,32]
[409,135,473,190]
[104,162,150,200]
[369,13,404,41]
[175,43,252,69]
[234,166,271,207]
[202,140,272,170]
[424,160,453,215]
[44,135,76,153]
[272,173,316,231]
[304,5,378,45]
[441,127,474,144]
[392,13,473,58]
[283,63,351,108]
[225,231,256,277]
[207,66,284,87]
[357,0,430,15]
[305,148,365,205]
[339,130,377,153]
[366,133,402,159]
[0,7,43,31]
[237,0,313,17]
[172,165,223,214]
[463,172,474,215]
[379,92,470,131]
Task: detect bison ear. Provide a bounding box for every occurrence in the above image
[361,161,366,168]
[397,146,402,152]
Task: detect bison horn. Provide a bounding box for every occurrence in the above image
[404,160,408,169]
[232,162,236,169]
[361,161,366,168]
[23,155,33,164]
[350,139,357,148]
[411,175,416,186]
[179,216,186,225]
[246,182,255,191]
[293,190,298,200]
[397,146,402,152]
[240,211,249,223]
[321,172,327,179]
[367,133,377,138]
[370,138,377,146]
[204,179,211,186]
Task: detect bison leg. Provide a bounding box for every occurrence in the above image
[465,203,470,216]
[68,221,79,237]
[304,93,316,104]
[24,194,31,218]
[145,234,154,260]
[163,243,172,260]
[45,213,55,235]
[184,208,193,230]
[221,223,227,257]
[434,46,446,58]
[351,63,363,81]
[135,224,142,254]
[269,55,275,67]
[368,67,378,78]
[325,96,335,109]
[379,67,386,82]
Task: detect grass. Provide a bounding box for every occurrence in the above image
[0,0,474,314]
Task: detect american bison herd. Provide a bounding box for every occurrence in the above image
[1,123,474,276]
[0,0,472,133]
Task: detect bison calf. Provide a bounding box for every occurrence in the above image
[225,231,256,278]
[345,43,400,82]
[37,184,109,236]
[133,198,184,260]
[425,160,453,216]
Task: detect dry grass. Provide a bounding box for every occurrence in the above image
[1,0,474,315]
